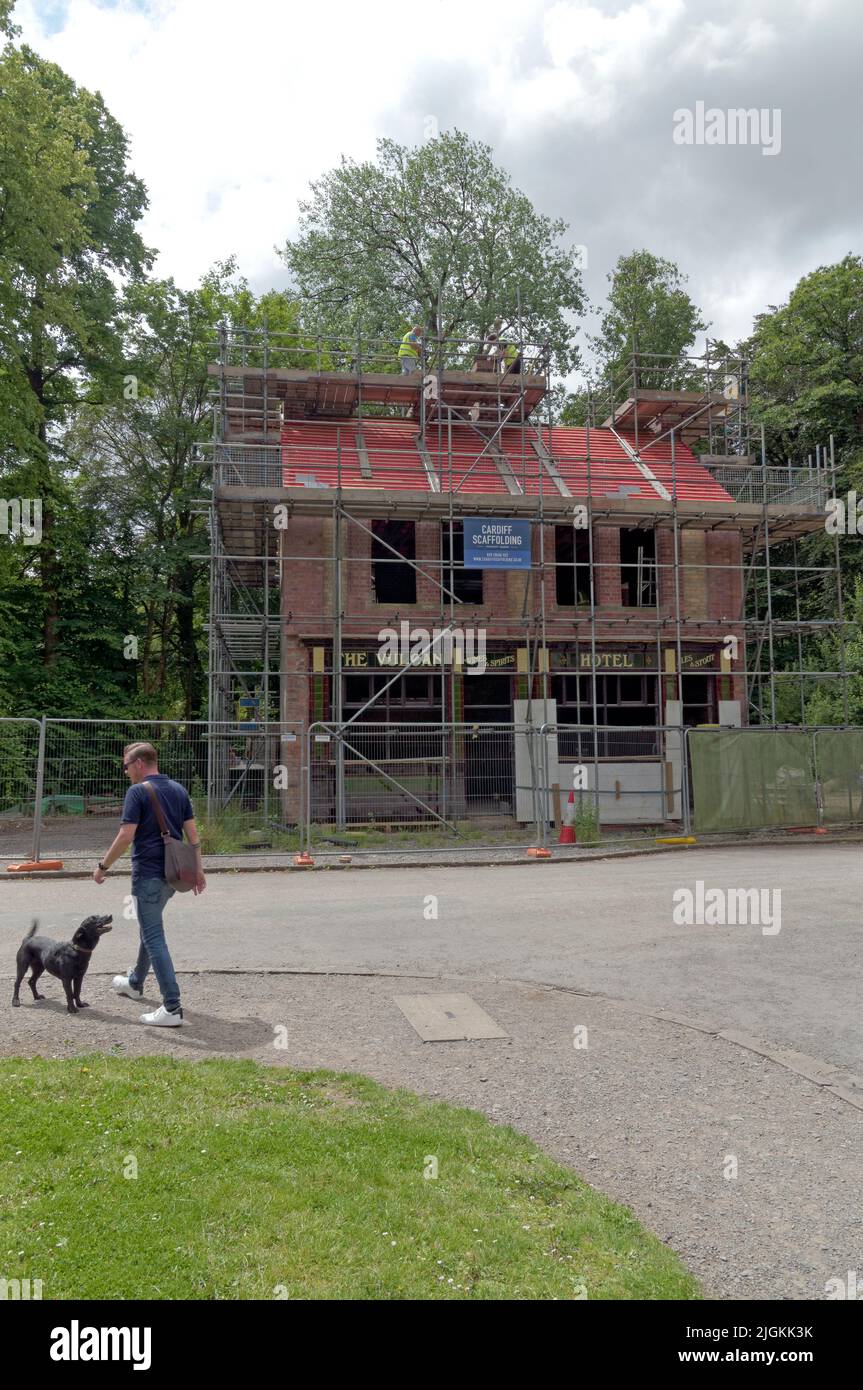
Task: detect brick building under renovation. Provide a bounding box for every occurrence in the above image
[205,329,844,829]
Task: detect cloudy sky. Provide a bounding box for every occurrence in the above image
[16,0,863,365]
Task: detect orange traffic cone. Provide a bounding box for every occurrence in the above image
[559,790,577,845]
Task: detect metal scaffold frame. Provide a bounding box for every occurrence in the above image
[202,323,853,818]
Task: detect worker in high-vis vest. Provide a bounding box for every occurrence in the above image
[501,340,521,374]
[398,326,423,374]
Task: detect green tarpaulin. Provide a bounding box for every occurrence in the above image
[690,730,817,833]
[815,729,863,824]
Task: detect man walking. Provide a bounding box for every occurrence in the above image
[93,742,205,1027]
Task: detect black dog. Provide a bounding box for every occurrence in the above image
[12,916,113,1014]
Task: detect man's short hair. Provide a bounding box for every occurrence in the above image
[124,742,158,767]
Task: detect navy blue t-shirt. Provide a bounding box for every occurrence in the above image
[121,775,194,882]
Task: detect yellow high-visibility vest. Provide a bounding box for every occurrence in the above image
[398,331,420,359]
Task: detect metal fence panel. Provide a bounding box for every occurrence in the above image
[304,720,685,848]
[0,718,42,862]
[539,722,687,831]
[306,722,528,835]
[35,720,305,860]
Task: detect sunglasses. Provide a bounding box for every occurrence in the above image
[122,756,141,771]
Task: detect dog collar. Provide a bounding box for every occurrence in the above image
[71,944,93,954]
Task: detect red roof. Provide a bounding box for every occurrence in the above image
[281,419,733,503]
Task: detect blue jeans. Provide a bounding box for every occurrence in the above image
[129,877,179,1012]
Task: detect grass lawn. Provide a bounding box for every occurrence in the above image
[0,1056,700,1300]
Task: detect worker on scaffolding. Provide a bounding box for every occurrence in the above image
[473,319,503,373]
[499,339,522,375]
[397,325,423,374]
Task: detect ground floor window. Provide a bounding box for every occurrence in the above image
[341,669,441,722]
[679,673,716,726]
[552,672,659,727]
[462,672,513,724]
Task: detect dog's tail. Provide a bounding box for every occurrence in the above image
[24,919,38,942]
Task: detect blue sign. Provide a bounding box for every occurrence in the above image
[463,518,532,569]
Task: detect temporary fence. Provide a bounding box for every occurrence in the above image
[303,719,690,847]
[686,726,863,833]
[1,718,861,864]
[0,717,43,853]
[0,720,305,863]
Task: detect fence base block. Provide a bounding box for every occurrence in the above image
[7,860,64,873]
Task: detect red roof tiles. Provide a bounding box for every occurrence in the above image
[281,419,733,503]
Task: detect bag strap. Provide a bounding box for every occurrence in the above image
[142,780,172,842]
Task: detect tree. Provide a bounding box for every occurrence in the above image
[61,265,306,720]
[280,131,585,374]
[592,249,706,388]
[0,1,17,37]
[0,45,94,458]
[62,265,243,718]
[0,41,152,669]
[559,250,707,424]
[747,254,863,460]
[745,256,863,721]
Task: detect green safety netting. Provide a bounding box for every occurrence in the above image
[689,729,817,833]
[815,729,863,824]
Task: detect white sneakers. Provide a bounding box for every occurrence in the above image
[112,975,183,1026]
[112,974,143,1001]
[140,1005,183,1027]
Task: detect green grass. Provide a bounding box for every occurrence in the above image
[0,1056,699,1301]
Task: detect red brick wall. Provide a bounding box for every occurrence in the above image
[280,515,750,716]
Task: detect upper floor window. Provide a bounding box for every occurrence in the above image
[372,520,416,603]
[555,525,591,605]
[442,522,483,604]
[620,528,656,607]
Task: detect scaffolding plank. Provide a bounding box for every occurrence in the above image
[488,441,524,496]
[415,437,440,492]
[354,428,373,479]
[530,435,571,497]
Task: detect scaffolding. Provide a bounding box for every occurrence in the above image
[202,324,850,820]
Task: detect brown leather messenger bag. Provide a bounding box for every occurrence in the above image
[142,780,199,893]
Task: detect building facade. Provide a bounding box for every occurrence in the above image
[207,331,838,826]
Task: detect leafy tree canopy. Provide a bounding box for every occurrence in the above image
[280,130,586,375]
